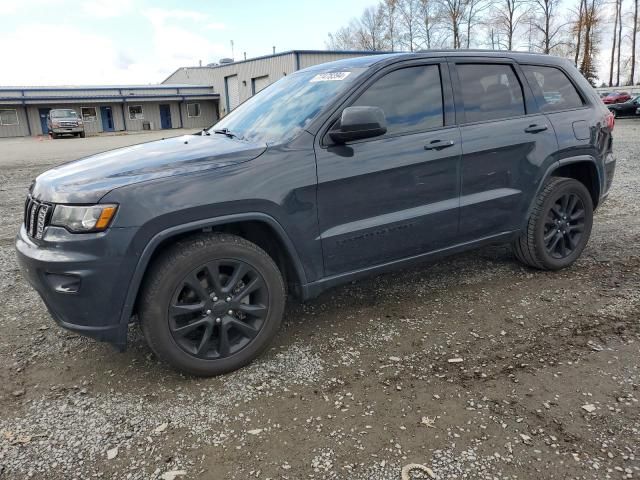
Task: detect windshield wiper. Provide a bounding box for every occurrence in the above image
[212,128,240,139]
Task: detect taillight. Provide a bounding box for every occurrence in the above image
[605,112,615,131]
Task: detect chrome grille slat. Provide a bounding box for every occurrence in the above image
[24,196,52,239]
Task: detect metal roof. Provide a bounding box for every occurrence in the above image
[0,84,212,91]
[163,49,390,82]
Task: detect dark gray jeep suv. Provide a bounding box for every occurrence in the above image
[16,51,616,376]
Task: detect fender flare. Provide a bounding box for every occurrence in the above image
[116,212,308,333]
[523,154,602,228]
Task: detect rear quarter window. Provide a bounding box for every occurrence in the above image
[521,65,585,112]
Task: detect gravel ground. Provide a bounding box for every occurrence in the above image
[0,122,638,480]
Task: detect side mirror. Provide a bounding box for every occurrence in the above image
[329,106,387,144]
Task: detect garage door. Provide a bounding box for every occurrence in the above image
[225,75,239,112]
[252,75,270,95]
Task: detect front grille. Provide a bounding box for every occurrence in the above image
[59,121,78,127]
[24,196,52,239]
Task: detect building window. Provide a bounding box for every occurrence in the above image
[251,75,270,95]
[0,109,19,126]
[128,105,144,120]
[187,103,201,118]
[81,107,97,122]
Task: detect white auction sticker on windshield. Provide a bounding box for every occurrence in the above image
[310,72,351,82]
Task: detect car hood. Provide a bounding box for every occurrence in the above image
[32,134,267,203]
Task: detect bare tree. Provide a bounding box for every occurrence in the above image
[493,0,529,50]
[356,5,389,50]
[609,0,620,86]
[398,0,420,51]
[326,25,358,50]
[532,0,565,53]
[381,0,400,50]
[616,0,623,85]
[465,0,491,48]
[573,0,587,66]
[440,0,467,48]
[579,0,602,85]
[630,0,638,84]
[416,0,441,48]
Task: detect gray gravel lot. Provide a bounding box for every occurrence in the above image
[0,122,638,479]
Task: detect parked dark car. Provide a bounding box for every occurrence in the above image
[607,95,640,117]
[16,51,616,376]
[602,91,631,104]
[47,109,85,139]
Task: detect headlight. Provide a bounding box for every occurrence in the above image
[51,204,118,232]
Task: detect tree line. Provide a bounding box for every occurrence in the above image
[326,0,640,86]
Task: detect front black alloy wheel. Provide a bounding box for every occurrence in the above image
[169,259,268,359]
[140,234,285,376]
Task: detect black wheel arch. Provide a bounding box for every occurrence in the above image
[524,156,601,230]
[119,213,308,334]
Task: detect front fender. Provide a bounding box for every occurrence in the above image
[116,212,308,330]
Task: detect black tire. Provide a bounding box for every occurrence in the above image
[50,131,57,139]
[512,177,593,270]
[139,233,285,376]
[79,131,86,138]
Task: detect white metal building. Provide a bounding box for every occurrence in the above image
[163,50,384,117]
[0,85,219,138]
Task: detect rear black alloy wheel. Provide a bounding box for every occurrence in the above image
[139,234,285,376]
[543,192,586,259]
[512,177,593,270]
[169,259,268,360]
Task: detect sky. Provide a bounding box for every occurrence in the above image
[0,0,376,86]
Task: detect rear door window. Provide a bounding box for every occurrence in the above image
[521,65,584,112]
[456,64,525,123]
[352,65,444,135]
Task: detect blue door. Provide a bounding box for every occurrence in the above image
[159,104,172,129]
[100,106,114,132]
[39,108,51,135]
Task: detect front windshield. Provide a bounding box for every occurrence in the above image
[51,110,79,119]
[208,68,365,144]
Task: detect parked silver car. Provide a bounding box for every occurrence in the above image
[47,109,85,139]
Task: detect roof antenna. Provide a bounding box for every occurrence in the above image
[230,40,235,60]
[272,46,275,55]
[244,51,247,60]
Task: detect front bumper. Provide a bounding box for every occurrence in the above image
[51,127,83,134]
[15,224,138,348]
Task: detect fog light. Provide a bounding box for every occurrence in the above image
[44,273,81,294]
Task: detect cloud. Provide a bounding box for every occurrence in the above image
[206,22,226,30]
[80,0,134,18]
[0,24,124,85]
[0,6,229,85]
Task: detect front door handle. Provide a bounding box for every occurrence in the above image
[424,139,455,150]
[524,124,549,134]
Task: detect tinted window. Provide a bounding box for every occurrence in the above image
[210,68,366,144]
[522,65,584,112]
[457,64,525,123]
[353,65,443,135]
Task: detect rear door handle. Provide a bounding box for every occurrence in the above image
[524,124,549,134]
[424,139,455,150]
